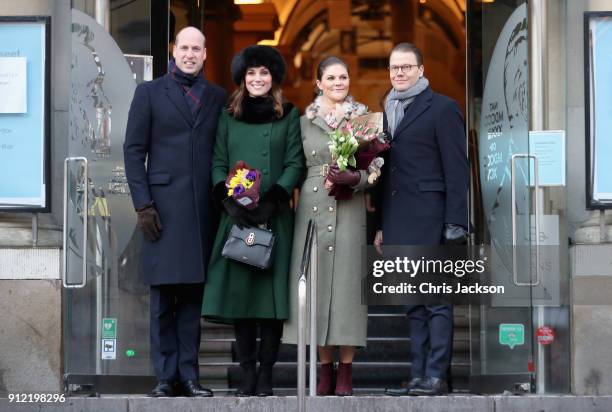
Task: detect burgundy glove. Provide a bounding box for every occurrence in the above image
[327,165,361,187]
[136,203,162,242]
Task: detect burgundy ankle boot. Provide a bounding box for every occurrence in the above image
[316,363,335,396]
[334,362,353,396]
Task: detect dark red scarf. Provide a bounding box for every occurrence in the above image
[168,59,206,120]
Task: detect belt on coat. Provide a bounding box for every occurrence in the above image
[306,164,330,179]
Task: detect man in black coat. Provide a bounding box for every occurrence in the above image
[375,43,469,396]
[123,26,227,397]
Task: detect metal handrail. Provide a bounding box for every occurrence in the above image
[297,219,318,412]
[62,157,89,288]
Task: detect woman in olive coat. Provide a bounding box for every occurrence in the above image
[282,57,373,396]
[202,45,304,396]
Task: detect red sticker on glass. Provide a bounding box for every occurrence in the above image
[536,326,555,345]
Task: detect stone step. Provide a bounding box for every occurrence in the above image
[4,395,609,412]
[199,358,471,388]
[274,338,469,363]
[201,312,469,339]
[198,306,472,391]
[200,331,470,354]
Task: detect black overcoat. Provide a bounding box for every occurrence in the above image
[123,74,227,285]
[380,87,469,246]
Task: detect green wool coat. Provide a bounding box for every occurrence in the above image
[202,107,305,322]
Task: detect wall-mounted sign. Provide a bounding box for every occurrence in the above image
[0,17,50,211]
[585,12,612,208]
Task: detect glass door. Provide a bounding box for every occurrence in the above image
[62,8,154,394]
[467,0,539,394]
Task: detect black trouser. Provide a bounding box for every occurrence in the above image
[149,283,204,383]
[407,304,453,379]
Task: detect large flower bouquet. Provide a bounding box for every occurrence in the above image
[225,161,261,210]
[326,112,389,199]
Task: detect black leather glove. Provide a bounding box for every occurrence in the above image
[327,165,361,187]
[136,203,162,242]
[212,181,228,211]
[443,223,468,245]
[222,197,256,228]
[249,184,290,224]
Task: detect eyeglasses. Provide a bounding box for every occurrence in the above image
[388,64,420,74]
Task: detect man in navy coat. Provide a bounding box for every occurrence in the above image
[123,27,226,397]
[375,43,469,396]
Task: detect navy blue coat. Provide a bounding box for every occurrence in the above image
[123,74,227,285]
[379,87,468,246]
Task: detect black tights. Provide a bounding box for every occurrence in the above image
[233,318,283,369]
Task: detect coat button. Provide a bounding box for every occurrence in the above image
[262,150,268,156]
[327,225,333,232]
[328,206,334,212]
[327,246,334,252]
[313,186,318,192]
[311,150,316,156]
[391,166,397,172]
[263,132,269,137]
[263,169,269,175]
[392,190,397,196]
[313,206,318,212]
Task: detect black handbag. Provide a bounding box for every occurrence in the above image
[221,224,276,269]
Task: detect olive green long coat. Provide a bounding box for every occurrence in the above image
[282,114,373,347]
[202,107,304,322]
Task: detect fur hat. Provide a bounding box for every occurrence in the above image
[231,45,286,86]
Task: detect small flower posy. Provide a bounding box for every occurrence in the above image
[327,127,360,171]
[325,112,390,199]
[225,161,262,209]
[227,169,257,196]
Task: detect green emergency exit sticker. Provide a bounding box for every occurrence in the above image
[102,318,117,339]
[499,324,524,349]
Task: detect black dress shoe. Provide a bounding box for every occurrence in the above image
[409,377,449,396]
[148,381,174,397]
[384,378,423,396]
[182,380,213,397]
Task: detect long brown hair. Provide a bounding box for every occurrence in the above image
[227,82,284,119]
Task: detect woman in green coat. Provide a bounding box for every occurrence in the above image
[202,45,304,396]
[282,57,374,396]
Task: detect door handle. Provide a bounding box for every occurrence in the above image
[511,154,540,287]
[62,157,89,288]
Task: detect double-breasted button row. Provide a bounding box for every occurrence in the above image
[313,205,335,213]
